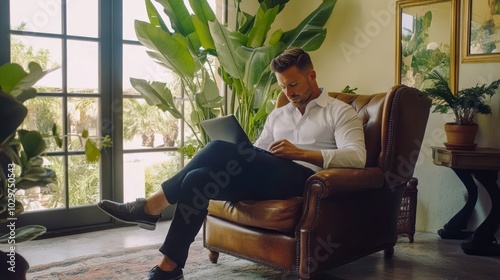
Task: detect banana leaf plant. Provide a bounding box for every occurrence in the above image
[132,0,336,155]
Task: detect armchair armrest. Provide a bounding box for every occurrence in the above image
[298,167,385,233]
[305,167,385,198]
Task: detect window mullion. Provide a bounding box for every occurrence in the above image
[61,0,71,209]
[0,0,10,64]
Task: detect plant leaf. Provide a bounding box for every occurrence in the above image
[0,91,27,144]
[10,62,55,101]
[192,15,216,50]
[16,156,57,189]
[244,45,277,96]
[85,138,101,163]
[51,123,63,148]
[279,0,336,51]
[0,197,25,221]
[19,166,51,181]
[196,72,223,111]
[201,71,220,100]
[0,225,46,243]
[155,0,195,36]
[269,28,283,46]
[188,0,216,24]
[258,0,290,12]
[237,10,254,34]
[135,20,195,78]
[247,5,279,48]
[145,0,170,32]
[253,70,277,109]
[130,78,183,119]
[0,62,27,94]
[208,20,249,80]
[13,87,38,103]
[17,129,47,159]
[82,129,89,139]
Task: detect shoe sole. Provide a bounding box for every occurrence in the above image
[97,203,157,230]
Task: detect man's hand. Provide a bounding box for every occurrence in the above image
[269,139,323,167]
[269,139,301,158]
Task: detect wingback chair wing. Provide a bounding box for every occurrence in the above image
[203,85,432,279]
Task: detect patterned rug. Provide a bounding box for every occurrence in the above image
[25,232,500,279]
[27,235,283,280]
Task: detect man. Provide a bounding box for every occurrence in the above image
[98,48,366,280]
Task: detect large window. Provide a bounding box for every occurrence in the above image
[1,0,220,233]
[10,0,103,208]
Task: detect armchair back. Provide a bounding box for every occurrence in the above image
[327,91,385,167]
[378,85,431,187]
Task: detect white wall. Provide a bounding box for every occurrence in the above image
[270,0,500,235]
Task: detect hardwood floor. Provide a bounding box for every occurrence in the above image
[20,222,500,279]
[322,232,500,280]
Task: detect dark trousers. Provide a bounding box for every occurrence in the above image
[159,140,315,267]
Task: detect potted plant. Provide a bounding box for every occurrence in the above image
[422,70,500,150]
[0,61,55,278]
[131,0,337,156]
[0,61,111,278]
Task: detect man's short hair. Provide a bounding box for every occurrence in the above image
[270,48,313,73]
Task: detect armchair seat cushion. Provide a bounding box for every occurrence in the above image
[207,197,303,233]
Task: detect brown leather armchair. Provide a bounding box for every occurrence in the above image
[203,85,431,279]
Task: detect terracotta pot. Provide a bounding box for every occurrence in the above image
[444,122,478,150]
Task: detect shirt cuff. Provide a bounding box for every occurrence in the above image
[321,150,334,169]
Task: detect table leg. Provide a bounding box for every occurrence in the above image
[438,169,477,240]
[461,170,500,256]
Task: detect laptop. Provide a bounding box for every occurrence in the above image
[200,115,273,156]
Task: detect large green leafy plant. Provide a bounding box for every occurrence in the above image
[132,0,336,155]
[0,62,55,241]
[0,62,111,242]
[422,70,500,125]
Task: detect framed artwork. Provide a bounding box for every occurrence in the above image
[395,0,459,93]
[462,0,500,62]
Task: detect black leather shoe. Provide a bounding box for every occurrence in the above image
[147,265,184,280]
[97,198,161,230]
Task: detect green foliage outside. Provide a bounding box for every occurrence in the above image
[145,159,181,197]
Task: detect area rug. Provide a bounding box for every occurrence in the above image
[27,235,283,280]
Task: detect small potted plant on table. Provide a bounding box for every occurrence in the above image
[422,70,500,150]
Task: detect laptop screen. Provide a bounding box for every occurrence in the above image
[200,115,252,145]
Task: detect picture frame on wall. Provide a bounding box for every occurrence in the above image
[395,0,459,93]
[462,0,500,62]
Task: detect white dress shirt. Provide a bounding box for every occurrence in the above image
[254,90,366,172]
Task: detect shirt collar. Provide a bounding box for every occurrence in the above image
[285,88,327,112]
[312,88,328,108]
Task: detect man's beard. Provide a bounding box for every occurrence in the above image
[290,88,313,107]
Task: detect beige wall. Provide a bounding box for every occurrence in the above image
[266,0,500,235]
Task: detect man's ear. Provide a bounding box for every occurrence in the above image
[309,69,317,81]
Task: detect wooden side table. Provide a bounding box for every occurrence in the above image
[431,147,500,256]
